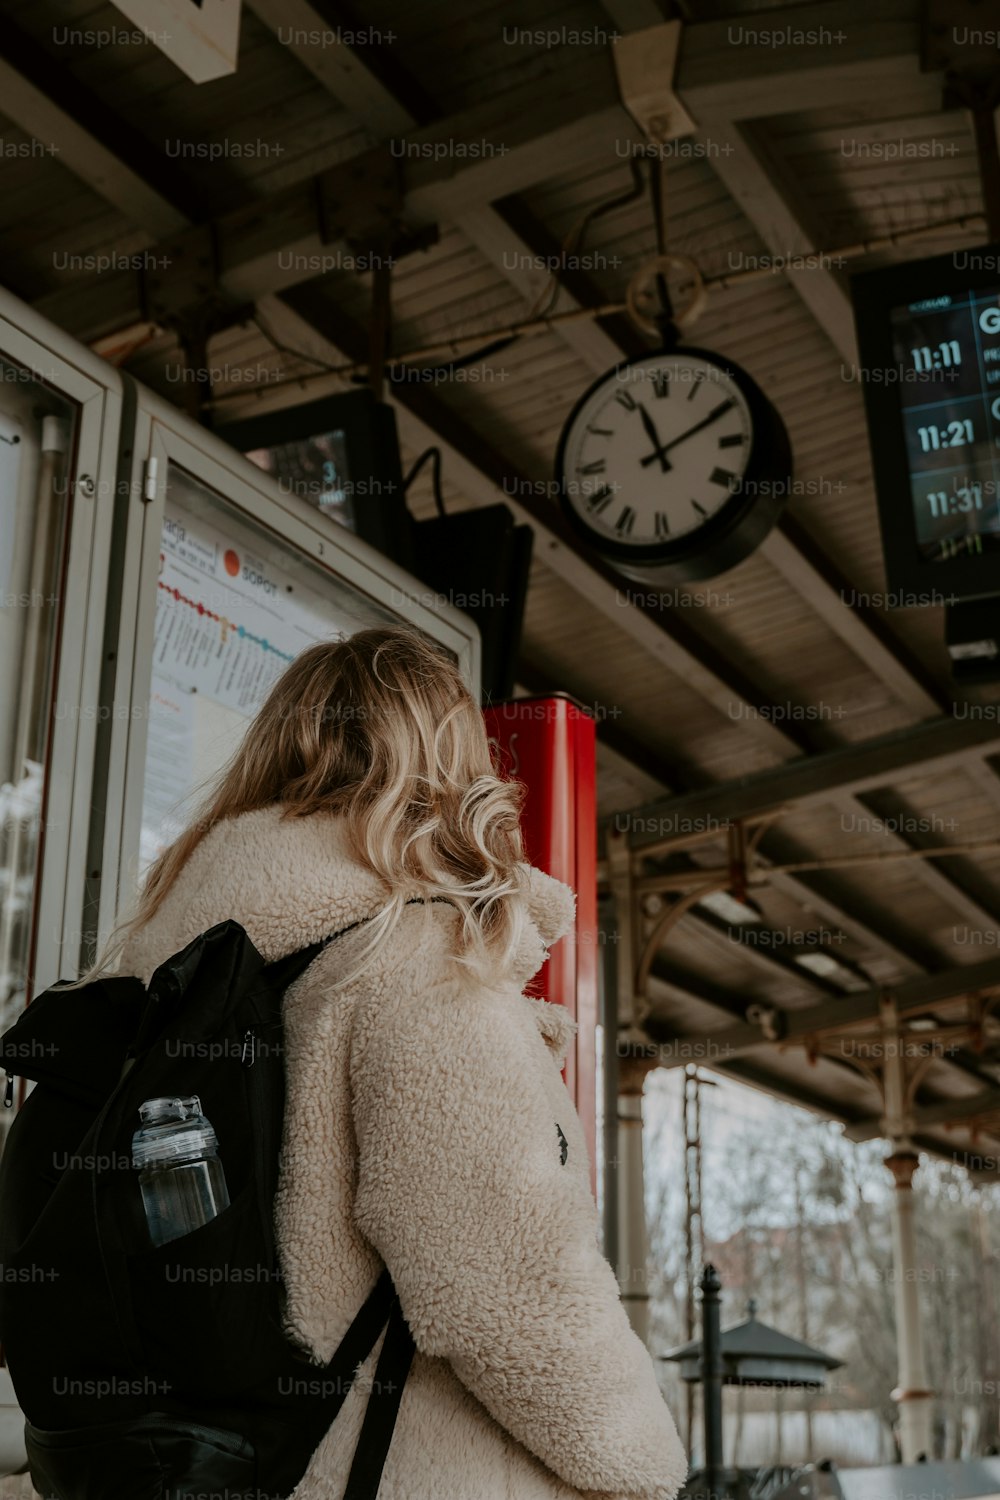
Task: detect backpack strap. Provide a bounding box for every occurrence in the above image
[261,907,432,1495]
[263,896,452,994]
[324,1267,396,1376]
[276,1269,414,1500]
[261,933,340,994]
[343,1293,415,1500]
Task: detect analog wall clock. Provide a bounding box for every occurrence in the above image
[556,348,792,584]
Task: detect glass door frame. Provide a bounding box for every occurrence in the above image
[98,385,481,943]
[0,290,123,998]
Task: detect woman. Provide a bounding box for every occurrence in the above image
[116,626,687,1500]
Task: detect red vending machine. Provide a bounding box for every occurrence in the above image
[483,696,598,1190]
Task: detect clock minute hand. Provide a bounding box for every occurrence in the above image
[647,400,735,463]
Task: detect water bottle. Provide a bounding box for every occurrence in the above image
[132,1095,230,1248]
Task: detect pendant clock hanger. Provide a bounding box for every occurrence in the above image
[625,158,708,349]
[522,159,649,326]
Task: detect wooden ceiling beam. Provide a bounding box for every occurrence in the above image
[703,1056,999,1168]
[25,0,924,344]
[709,1055,871,1125]
[755,830,934,975]
[652,952,1000,1068]
[840,785,1000,933]
[605,0,928,118]
[689,113,860,364]
[520,664,943,985]
[676,0,929,118]
[0,18,197,236]
[246,0,641,380]
[615,716,1000,846]
[293,2,957,803]
[243,0,416,135]
[762,516,946,718]
[845,1086,1000,1142]
[25,16,626,342]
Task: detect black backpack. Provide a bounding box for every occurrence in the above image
[0,917,415,1500]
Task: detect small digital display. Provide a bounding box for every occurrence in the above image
[243,428,355,530]
[890,288,1000,565]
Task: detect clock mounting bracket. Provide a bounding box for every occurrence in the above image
[626,254,708,346]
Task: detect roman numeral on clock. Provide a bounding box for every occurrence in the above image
[615,506,636,536]
[710,467,737,488]
[651,371,670,399]
[587,486,614,514]
[718,432,745,448]
[577,459,606,475]
[614,389,638,412]
[587,423,613,437]
[691,500,708,518]
[654,511,670,538]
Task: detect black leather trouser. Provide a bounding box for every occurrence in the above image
[24,1412,259,1500]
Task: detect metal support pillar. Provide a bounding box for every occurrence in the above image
[606,823,662,1343]
[599,894,620,1268]
[607,823,645,1338]
[973,1192,1000,1451]
[882,999,935,1462]
[617,1050,653,1343]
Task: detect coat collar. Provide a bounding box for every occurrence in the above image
[121,805,577,1013]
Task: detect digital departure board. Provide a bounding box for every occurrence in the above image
[853,248,1000,603]
[891,289,1000,565]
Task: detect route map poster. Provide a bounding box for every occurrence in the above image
[139,470,390,870]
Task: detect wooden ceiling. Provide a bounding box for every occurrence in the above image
[2,0,1000,1172]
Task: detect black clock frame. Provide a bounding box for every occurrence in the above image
[555,347,792,585]
[851,245,1000,605]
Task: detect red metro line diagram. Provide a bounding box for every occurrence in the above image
[157,577,296,667]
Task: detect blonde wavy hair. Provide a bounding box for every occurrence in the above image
[93,627,529,987]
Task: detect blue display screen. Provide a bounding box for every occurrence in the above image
[891,287,1000,563]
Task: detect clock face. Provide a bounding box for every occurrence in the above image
[558,353,755,553]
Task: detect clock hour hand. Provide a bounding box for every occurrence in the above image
[637,404,672,473]
[641,400,735,465]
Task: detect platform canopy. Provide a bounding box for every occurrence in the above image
[0,0,998,1168]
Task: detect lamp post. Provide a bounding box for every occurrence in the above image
[662,1267,842,1499]
[701,1264,726,1500]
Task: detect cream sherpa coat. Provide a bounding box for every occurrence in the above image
[120,806,687,1500]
